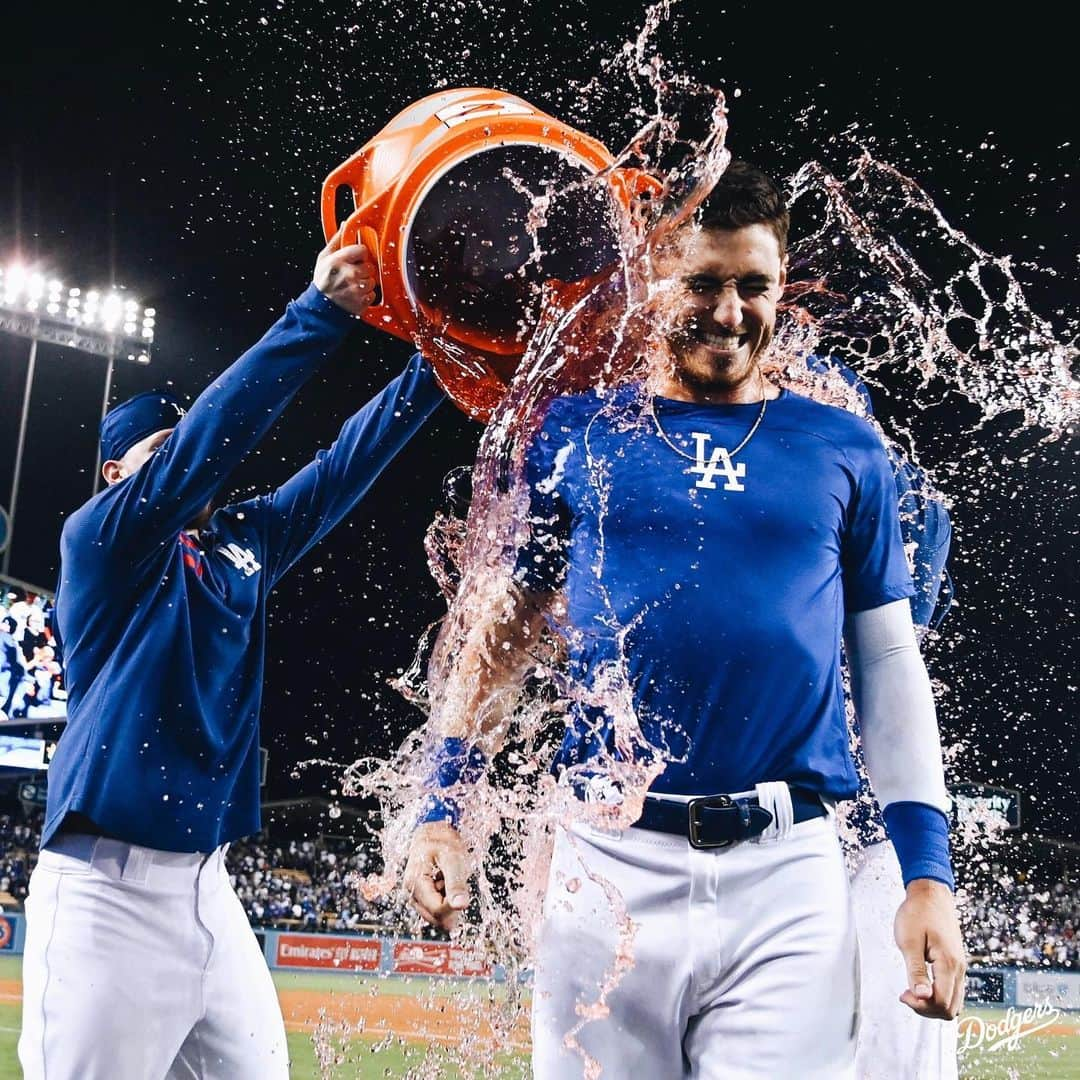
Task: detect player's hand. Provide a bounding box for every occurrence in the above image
[895,879,967,1020]
[403,820,472,932]
[312,225,377,316]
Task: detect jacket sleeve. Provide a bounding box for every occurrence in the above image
[889,447,954,630]
[240,352,445,588]
[84,285,356,561]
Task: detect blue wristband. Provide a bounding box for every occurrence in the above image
[416,738,487,827]
[882,801,955,890]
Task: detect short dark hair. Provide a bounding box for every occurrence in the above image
[698,160,789,257]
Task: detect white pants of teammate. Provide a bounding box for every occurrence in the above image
[18,834,289,1080]
[533,812,859,1079]
[850,839,959,1080]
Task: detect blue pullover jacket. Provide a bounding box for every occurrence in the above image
[45,285,444,851]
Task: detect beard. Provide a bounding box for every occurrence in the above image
[666,318,774,393]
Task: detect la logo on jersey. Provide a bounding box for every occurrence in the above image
[220,543,261,577]
[688,432,746,491]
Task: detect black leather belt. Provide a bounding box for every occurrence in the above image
[633,787,827,849]
[57,811,122,840]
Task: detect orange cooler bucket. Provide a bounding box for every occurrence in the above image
[322,88,651,419]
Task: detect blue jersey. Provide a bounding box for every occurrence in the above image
[804,355,952,630]
[46,285,445,852]
[520,385,915,799]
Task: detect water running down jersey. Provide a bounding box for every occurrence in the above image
[46,285,445,852]
[519,385,915,800]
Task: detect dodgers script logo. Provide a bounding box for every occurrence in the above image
[220,543,261,578]
[689,432,746,491]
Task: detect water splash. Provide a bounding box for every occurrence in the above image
[340,3,1078,1072]
[784,152,1076,438]
[179,1,1078,1075]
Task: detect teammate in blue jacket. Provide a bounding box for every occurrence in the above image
[404,162,966,1079]
[18,231,445,1080]
[808,354,960,1078]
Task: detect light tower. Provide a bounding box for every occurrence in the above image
[0,262,157,577]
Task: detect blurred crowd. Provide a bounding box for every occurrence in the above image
[0,811,39,906]
[228,834,410,933]
[1,587,65,723]
[2,806,1077,963]
[963,867,1080,969]
[0,809,409,934]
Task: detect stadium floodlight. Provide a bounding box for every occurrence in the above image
[101,293,123,332]
[0,265,156,357]
[0,260,160,576]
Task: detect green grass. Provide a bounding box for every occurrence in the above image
[0,1003,20,1080]
[0,955,528,1078]
[0,998,519,1080]
[285,1033,527,1080]
[958,1008,1080,1080]
[1,956,1077,1078]
[0,991,527,1080]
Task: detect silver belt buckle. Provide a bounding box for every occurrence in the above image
[687,793,736,849]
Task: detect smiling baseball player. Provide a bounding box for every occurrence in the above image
[402,162,965,1079]
[18,230,445,1079]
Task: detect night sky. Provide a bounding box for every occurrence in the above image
[1,2,1075,836]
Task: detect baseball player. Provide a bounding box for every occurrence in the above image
[0,615,27,720]
[851,441,959,1078]
[403,162,965,1078]
[18,230,445,1079]
[808,354,961,1078]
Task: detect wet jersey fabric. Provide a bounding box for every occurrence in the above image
[46,285,444,852]
[519,384,915,800]
[805,354,953,630]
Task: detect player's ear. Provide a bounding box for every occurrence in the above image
[102,460,126,486]
[778,253,788,293]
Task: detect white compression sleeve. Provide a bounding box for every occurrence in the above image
[844,599,950,815]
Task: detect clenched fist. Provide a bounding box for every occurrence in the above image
[313,226,377,317]
[403,820,472,933]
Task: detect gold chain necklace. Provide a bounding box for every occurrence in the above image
[649,392,768,463]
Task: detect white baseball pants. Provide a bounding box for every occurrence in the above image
[533,813,859,1079]
[18,834,289,1080]
[850,839,958,1080]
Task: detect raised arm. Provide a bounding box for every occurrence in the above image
[82,232,375,559]
[242,351,445,588]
